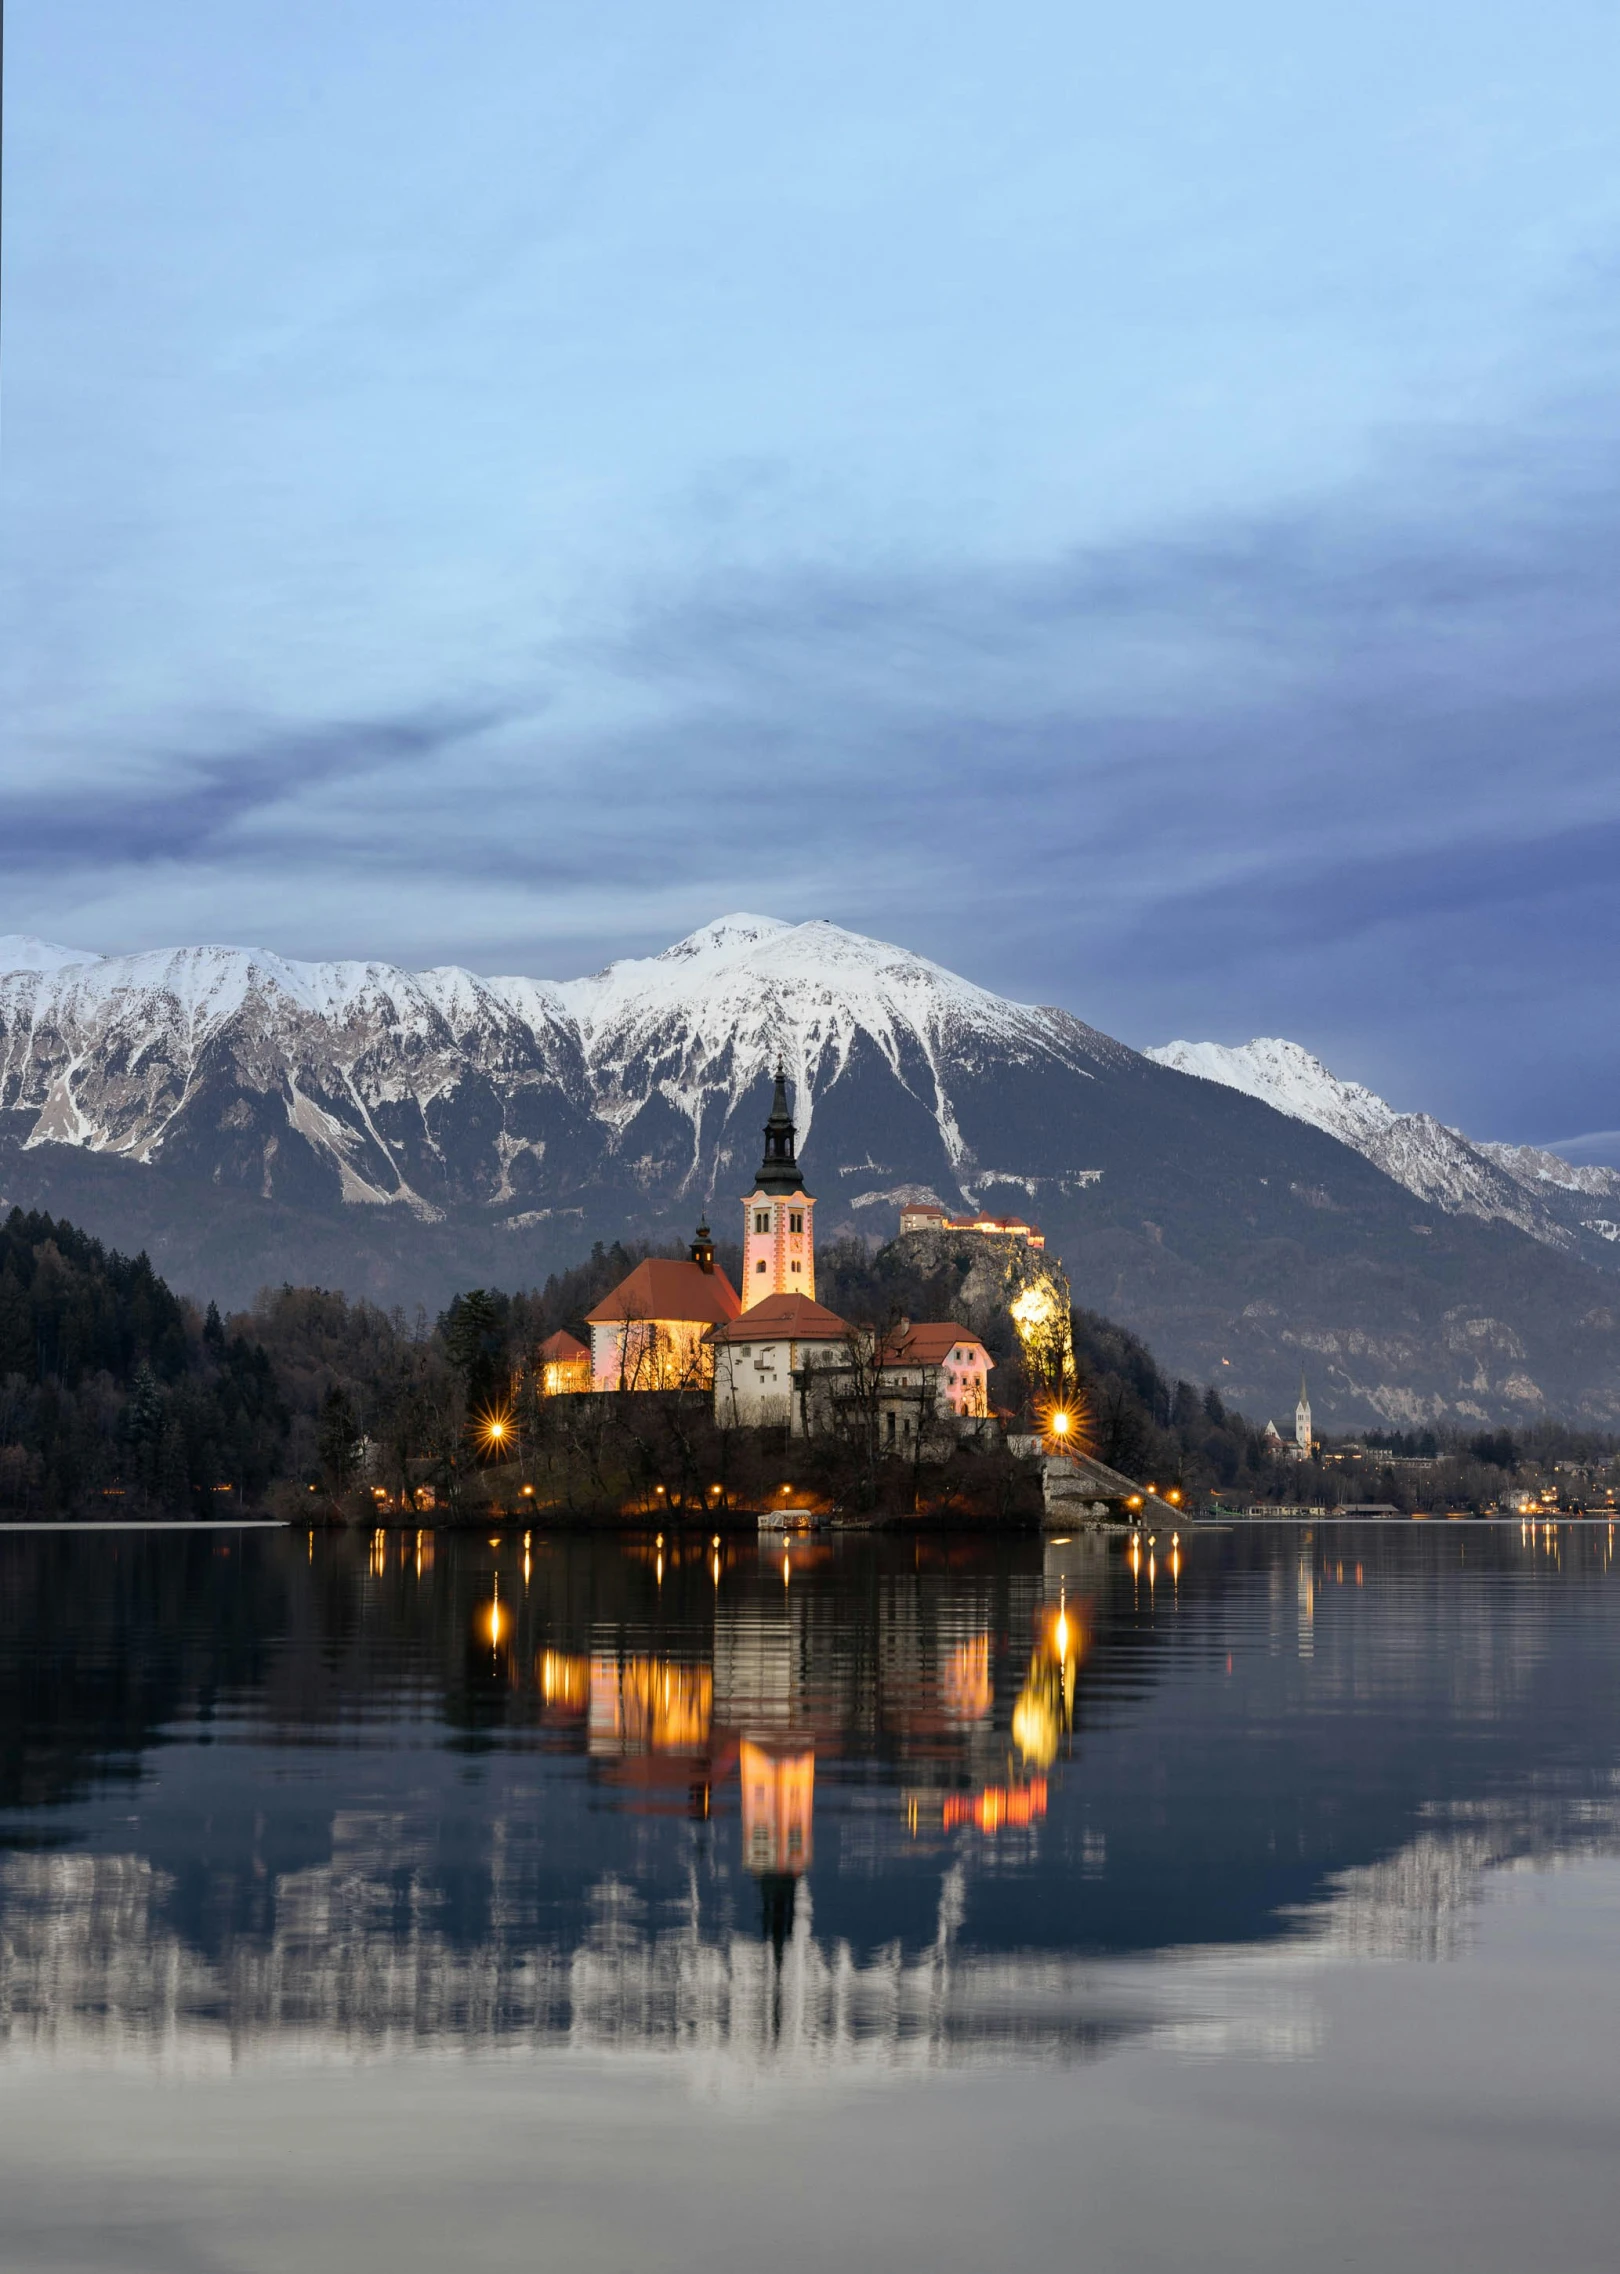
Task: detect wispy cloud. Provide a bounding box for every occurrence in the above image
[5,400,1618,1144]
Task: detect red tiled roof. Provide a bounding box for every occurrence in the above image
[709,1292,851,1344]
[585,1258,742,1328]
[880,1321,988,1367]
[537,1330,589,1363]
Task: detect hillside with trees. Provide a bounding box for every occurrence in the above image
[0,1210,285,1517]
[1,1208,1614,1521]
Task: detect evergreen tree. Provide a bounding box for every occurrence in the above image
[316,1385,360,1494]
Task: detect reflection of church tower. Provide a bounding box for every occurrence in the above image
[740,1738,815,1968]
[742,1064,815,1311]
[740,1739,814,1876]
[1295,1369,1312,1460]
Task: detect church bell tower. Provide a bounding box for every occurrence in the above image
[742,1062,815,1310]
[1295,1369,1312,1460]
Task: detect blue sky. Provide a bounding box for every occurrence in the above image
[3,2,1618,1149]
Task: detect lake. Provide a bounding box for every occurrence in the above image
[0,1518,1616,2272]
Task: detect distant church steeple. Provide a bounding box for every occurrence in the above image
[1295,1369,1312,1458]
[742,1062,815,1310]
[754,1062,806,1195]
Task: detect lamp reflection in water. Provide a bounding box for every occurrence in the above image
[1011,1597,1083,1770]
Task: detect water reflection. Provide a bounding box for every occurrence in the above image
[0,1522,1617,2072]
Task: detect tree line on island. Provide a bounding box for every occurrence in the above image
[0,1206,1614,1522]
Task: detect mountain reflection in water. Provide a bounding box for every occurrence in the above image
[0,1522,1617,2071]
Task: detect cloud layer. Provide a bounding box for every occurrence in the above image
[1,1,1617,1145]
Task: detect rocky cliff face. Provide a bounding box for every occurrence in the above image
[2,919,1617,1429]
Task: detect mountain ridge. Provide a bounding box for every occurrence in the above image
[1146,1034,1620,1266]
[3,917,1617,1430]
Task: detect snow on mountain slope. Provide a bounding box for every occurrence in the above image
[539,913,1114,1178]
[5,916,1611,1293]
[1145,1038,1400,1150]
[0,936,101,975]
[0,916,1127,1221]
[1144,1036,1577,1246]
[1476,1139,1620,1202]
[0,941,589,1215]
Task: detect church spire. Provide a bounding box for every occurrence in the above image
[753,1060,805,1195]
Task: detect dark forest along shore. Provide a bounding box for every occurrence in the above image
[1,1521,1618,2273]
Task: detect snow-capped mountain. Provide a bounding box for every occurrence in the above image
[0,916,1120,1224]
[1145,1036,1620,1262]
[4,918,1619,1427]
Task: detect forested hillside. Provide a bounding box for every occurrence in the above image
[2,1209,1614,1519]
[0,1211,284,1516]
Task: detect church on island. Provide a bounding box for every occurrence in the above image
[574,1065,993,1444]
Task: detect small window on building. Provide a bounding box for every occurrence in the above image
[789,1211,803,1234]
[756,1258,767,1273]
[886,1411,896,1446]
[754,1210,770,1235]
[791,1260,801,1273]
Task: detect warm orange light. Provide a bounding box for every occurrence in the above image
[1035,1392,1092,1459]
[589,1656,713,1753]
[944,1776,1047,1835]
[539,1650,590,1711]
[475,1403,516,1458]
[943,1635,992,1722]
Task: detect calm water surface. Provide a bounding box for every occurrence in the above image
[0,1519,1616,2272]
